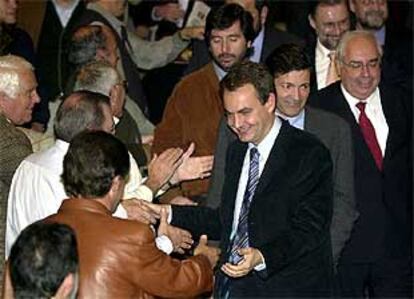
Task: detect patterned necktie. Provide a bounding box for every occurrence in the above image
[217,147,260,299]
[356,102,383,171]
[326,51,340,86]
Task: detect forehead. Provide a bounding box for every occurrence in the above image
[275,70,311,84]
[224,84,260,110]
[344,36,379,60]
[315,3,349,21]
[226,0,257,14]
[211,20,243,37]
[18,69,37,89]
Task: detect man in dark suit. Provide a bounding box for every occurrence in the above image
[309,30,412,297]
[207,43,358,269]
[146,61,334,297]
[184,0,302,75]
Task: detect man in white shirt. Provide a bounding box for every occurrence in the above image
[307,0,351,90]
[309,30,412,298]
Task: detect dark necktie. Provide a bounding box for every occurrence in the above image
[120,25,132,52]
[356,102,383,171]
[217,147,260,298]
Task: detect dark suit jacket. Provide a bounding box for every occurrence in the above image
[173,121,333,297]
[206,108,358,268]
[184,25,303,75]
[308,82,412,262]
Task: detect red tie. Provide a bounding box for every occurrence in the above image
[356,102,383,171]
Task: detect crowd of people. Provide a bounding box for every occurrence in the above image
[0,0,412,298]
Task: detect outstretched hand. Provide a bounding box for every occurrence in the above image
[221,247,263,278]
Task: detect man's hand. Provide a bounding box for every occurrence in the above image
[170,196,198,206]
[158,207,193,254]
[179,26,205,40]
[154,3,184,23]
[194,235,221,268]
[142,134,154,145]
[170,143,213,185]
[146,148,184,193]
[121,199,159,224]
[221,247,264,278]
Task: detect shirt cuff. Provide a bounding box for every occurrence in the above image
[155,235,174,255]
[254,250,266,271]
[151,7,163,21]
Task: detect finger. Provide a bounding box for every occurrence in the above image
[176,248,185,254]
[182,142,195,160]
[198,234,208,246]
[160,207,168,225]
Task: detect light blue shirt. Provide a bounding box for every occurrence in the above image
[374,27,386,46]
[213,62,228,81]
[276,109,305,130]
[250,27,265,63]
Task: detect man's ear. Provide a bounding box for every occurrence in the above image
[349,0,356,13]
[54,273,76,299]
[109,86,117,110]
[260,6,268,26]
[265,93,276,113]
[308,14,316,30]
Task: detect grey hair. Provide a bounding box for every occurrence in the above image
[73,61,119,97]
[336,30,383,63]
[0,55,34,98]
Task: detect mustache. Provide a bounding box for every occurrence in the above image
[218,53,236,60]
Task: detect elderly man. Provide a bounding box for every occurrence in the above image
[307,0,351,91]
[44,131,217,298]
[152,4,255,200]
[3,223,79,299]
[309,30,412,297]
[0,55,40,273]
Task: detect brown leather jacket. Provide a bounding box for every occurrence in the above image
[44,199,213,298]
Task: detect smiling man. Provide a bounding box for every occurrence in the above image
[152,3,255,201]
[309,30,412,297]
[0,55,40,278]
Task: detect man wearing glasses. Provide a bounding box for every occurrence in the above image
[309,30,412,297]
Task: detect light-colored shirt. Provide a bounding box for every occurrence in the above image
[250,27,265,63]
[341,85,388,155]
[374,26,386,46]
[276,109,305,130]
[5,139,154,257]
[315,39,332,90]
[213,62,227,81]
[231,116,281,270]
[51,0,80,27]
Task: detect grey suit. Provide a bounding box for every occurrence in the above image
[206,107,358,266]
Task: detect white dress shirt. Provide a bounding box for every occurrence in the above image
[5,139,154,257]
[341,85,389,155]
[315,39,332,90]
[51,0,80,27]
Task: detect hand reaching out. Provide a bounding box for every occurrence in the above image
[121,199,159,224]
[221,247,264,278]
[194,235,221,268]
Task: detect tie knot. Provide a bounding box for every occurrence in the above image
[328,51,336,61]
[250,147,259,160]
[356,101,367,112]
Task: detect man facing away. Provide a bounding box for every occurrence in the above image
[30,131,218,298]
[146,61,334,297]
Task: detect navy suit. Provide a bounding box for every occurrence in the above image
[172,121,334,297]
[309,82,412,297]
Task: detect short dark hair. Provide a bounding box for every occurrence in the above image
[309,0,348,18]
[266,43,312,78]
[68,25,107,68]
[205,3,255,46]
[220,60,274,104]
[9,222,78,299]
[62,131,130,198]
[54,90,111,142]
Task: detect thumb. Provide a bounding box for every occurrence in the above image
[160,207,168,225]
[237,247,250,256]
[183,142,195,159]
[198,234,208,246]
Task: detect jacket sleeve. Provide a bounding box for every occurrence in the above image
[128,225,213,297]
[257,144,333,277]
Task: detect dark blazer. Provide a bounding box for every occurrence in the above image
[206,108,358,267]
[173,121,333,297]
[308,82,412,262]
[184,25,303,75]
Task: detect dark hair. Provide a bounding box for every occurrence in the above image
[9,222,78,299]
[205,3,255,45]
[54,90,111,142]
[266,43,312,78]
[309,0,347,18]
[220,60,274,104]
[62,131,130,198]
[68,25,107,67]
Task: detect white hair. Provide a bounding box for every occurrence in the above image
[0,55,34,99]
[73,61,119,96]
[336,30,383,63]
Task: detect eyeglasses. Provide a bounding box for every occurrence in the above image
[359,0,386,5]
[341,58,380,72]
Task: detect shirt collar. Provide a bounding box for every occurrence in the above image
[249,115,282,159]
[250,27,265,63]
[213,62,228,81]
[341,84,380,108]
[316,38,332,58]
[55,139,70,152]
[275,109,305,130]
[87,2,124,29]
